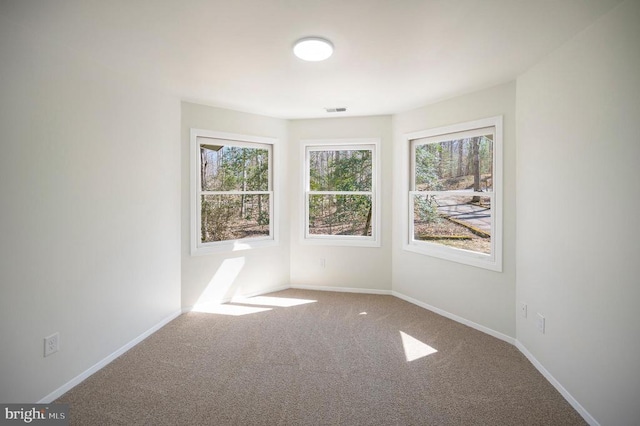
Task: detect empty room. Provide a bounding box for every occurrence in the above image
[1,0,638,425]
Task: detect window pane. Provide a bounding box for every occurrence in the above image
[413,193,491,254]
[309,150,372,191]
[201,194,270,243]
[309,194,372,236]
[201,145,269,191]
[415,135,493,192]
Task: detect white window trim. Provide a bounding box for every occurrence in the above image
[301,138,381,247]
[402,116,503,271]
[190,128,279,255]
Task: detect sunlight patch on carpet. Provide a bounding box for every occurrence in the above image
[400,331,437,362]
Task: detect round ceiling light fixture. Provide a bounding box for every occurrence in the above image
[293,37,334,61]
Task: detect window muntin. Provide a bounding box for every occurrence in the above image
[191,130,277,254]
[303,140,380,246]
[406,117,502,271]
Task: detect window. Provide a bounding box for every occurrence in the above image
[404,117,502,271]
[302,139,380,247]
[191,129,277,254]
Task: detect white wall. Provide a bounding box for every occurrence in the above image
[288,116,393,292]
[516,1,640,424]
[181,102,290,308]
[392,82,517,338]
[0,19,181,402]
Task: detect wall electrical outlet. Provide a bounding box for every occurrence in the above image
[536,313,545,334]
[520,303,527,318]
[319,258,326,269]
[44,332,60,357]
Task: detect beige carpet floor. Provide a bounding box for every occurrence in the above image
[57,289,585,425]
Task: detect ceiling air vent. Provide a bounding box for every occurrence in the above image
[325,107,347,113]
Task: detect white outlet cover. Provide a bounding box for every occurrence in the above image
[520,303,527,318]
[536,313,545,334]
[44,332,60,357]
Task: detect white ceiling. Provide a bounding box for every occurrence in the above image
[1,0,621,119]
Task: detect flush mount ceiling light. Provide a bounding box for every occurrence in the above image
[293,37,334,61]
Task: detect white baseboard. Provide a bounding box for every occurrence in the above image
[392,290,515,345]
[290,284,392,295]
[37,309,183,403]
[515,340,599,426]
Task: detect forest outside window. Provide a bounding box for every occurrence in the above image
[405,117,502,271]
[191,129,277,254]
[303,139,380,247]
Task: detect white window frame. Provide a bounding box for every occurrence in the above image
[190,128,279,255]
[402,116,503,271]
[301,138,381,247]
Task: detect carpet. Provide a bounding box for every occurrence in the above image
[56,289,585,425]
